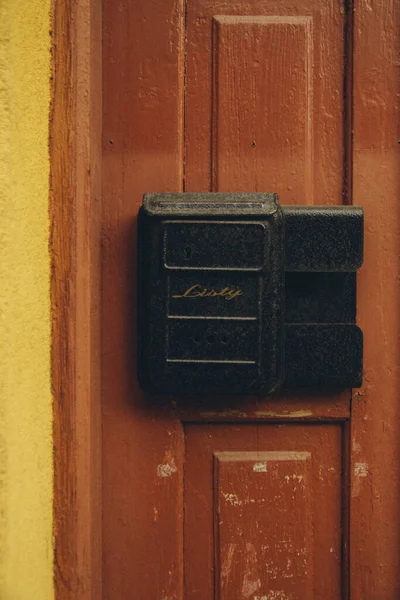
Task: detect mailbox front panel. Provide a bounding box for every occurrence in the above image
[138,194,285,395]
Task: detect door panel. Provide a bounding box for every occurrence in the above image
[211,15,314,197]
[102,0,400,597]
[185,0,346,204]
[185,424,344,600]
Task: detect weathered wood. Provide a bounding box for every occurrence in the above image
[102,0,185,598]
[50,0,400,596]
[185,424,344,599]
[351,0,400,597]
[50,0,102,597]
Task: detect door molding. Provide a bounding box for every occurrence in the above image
[50,0,102,597]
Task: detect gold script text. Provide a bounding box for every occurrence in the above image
[172,284,243,301]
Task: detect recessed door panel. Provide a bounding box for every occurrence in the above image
[212,15,313,197]
[185,424,343,600]
[185,0,345,205]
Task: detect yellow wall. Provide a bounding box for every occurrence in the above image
[0,0,53,598]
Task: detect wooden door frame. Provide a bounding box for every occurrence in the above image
[50,0,103,597]
[49,0,400,597]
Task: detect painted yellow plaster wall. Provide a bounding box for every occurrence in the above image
[0,0,53,598]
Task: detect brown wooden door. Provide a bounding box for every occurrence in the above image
[102,1,400,598]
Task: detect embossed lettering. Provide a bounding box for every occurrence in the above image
[172,284,243,301]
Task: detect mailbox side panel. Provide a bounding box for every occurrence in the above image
[137,209,168,393]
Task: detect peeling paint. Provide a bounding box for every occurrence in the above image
[222,492,242,506]
[157,463,177,477]
[354,462,368,477]
[352,462,369,498]
[254,410,313,418]
[241,543,260,598]
[253,462,268,472]
[222,491,261,507]
[254,592,292,600]
[241,577,261,598]
[284,474,304,484]
[157,454,178,478]
[221,542,236,588]
[200,409,248,418]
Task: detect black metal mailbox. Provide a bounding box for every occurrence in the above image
[138,193,363,395]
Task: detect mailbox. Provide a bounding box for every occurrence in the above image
[138,193,363,395]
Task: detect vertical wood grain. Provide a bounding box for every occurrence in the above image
[215,451,313,600]
[351,1,400,597]
[50,0,102,597]
[102,1,185,598]
[185,424,343,599]
[185,0,345,205]
[212,16,313,202]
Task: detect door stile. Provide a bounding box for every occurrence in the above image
[351,0,400,597]
[343,0,354,206]
[50,0,103,597]
[342,419,351,600]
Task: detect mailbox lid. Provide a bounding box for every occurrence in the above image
[142,192,279,217]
